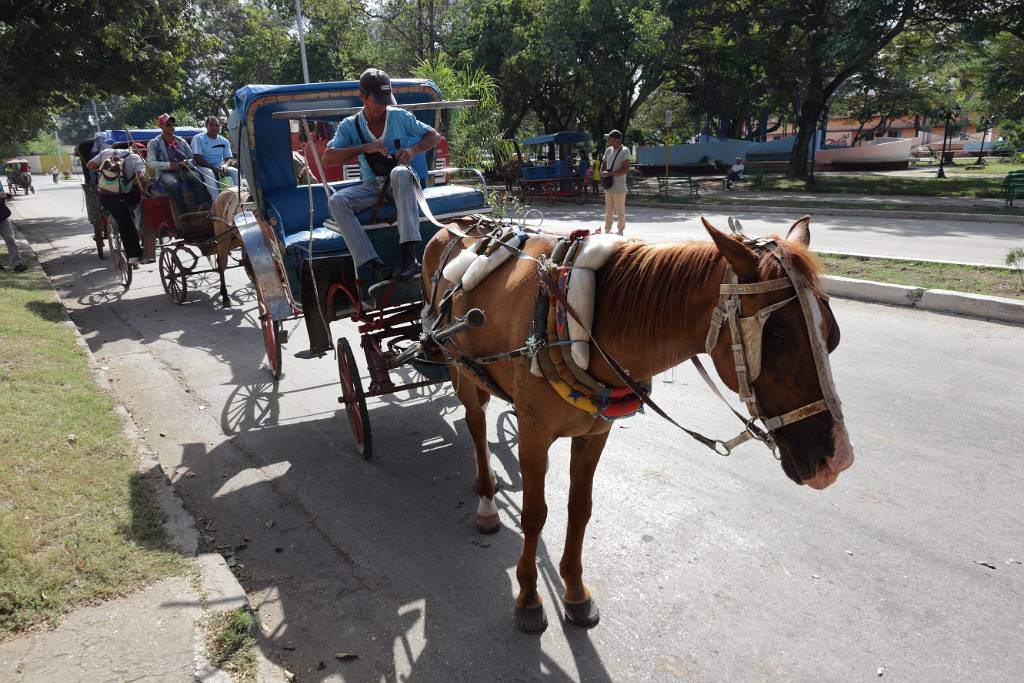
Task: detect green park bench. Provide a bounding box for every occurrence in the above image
[657,173,700,196]
[1003,170,1024,209]
[723,167,766,190]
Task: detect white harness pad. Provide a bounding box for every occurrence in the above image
[447,231,626,369]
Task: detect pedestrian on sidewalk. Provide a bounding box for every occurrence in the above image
[600,129,630,235]
[0,190,27,272]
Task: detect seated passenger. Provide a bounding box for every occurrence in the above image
[146,113,198,213]
[323,68,441,283]
[191,116,239,203]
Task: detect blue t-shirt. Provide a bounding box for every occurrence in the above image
[191,133,233,166]
[328,107,434,181]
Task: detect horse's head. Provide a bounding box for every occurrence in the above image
[703,216,854,490]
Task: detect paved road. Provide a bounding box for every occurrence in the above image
[535,202,1022,267]
[11,183,1024,681]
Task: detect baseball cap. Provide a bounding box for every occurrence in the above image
[606,129,623,139]
[157,113,177,128]
[359,68,397,106]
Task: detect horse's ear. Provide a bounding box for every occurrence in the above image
[786,215,812,246]
[703,217,758,281]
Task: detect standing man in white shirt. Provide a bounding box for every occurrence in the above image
[191,116,239,202]
[600,129,630,235]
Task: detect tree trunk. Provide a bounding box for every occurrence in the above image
[787,98,825,180]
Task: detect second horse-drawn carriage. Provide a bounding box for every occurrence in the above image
[75,127,246,299]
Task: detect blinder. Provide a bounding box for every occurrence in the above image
[703,238,844,452]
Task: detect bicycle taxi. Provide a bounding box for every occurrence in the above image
[229,79,491,455]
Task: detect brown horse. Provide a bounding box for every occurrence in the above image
[210,187,249,305]
[421,215,854,633]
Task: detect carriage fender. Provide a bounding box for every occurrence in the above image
[566,267,595,369]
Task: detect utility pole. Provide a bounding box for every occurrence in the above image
[295,0,310,83]
[54,130,64,171]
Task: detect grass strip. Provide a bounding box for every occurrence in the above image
[630,193,1023,216]
[0,252,188,638]
[202,608,258,681]
[818,253,1024,300]
[761,173,1008,199]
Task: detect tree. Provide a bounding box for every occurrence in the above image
[452,0,678,139]
[764,0,926,180]
[413,57,503,167]
[0,1,189,148]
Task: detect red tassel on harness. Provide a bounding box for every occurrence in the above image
[568,229,592,241]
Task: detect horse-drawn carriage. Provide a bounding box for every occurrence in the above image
[74,127,243,296]
[4,159,34,195]
[228,79,490,447]
[226,77,857,635]
[510,132,591,205]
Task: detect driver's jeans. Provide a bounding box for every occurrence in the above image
[156,171,188,213]
[327,166,421,268]
[195,166,240,202]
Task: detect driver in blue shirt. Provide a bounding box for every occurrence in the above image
[323,68,441,283]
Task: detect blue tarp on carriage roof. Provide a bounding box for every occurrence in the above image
[106,128,203,143]
[231,79,443,195]
[518,132,590,146]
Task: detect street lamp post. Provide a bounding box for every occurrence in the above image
[936,106,959,179]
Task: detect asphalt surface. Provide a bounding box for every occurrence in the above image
[535,202,1022,267]
[9,182,1024,681]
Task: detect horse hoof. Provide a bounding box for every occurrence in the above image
[563,597,600,629]
[475,513,500,534]
[514,604,548,634]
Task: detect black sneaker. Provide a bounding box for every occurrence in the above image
[14,264,27,273]
[363,258,393,283]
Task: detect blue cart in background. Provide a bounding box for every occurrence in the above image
[515,131,591,205]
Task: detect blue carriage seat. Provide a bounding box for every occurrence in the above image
[263,181,487,265]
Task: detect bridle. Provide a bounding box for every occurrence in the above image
[696,232,844,456]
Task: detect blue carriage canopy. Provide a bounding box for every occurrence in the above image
[229,79,445,204]
[106,128,204,143]
[519,132,590,146]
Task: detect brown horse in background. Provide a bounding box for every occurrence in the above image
[210,187,249,306]
[421,216,854,633]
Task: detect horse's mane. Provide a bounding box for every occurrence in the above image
[596,236,823,353]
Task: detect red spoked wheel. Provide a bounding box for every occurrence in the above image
[158,245,187,304]
[255,282,283,380]
[336,336,372,459]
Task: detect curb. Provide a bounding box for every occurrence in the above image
[628,198,1024,225]
[12,218,288,683]
[824,275,1024,325]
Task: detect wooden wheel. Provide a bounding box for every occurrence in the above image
[158,246,187,304]
[94,219,106,259]
[105,214,132,290]
[336,336,372,458]
[255,281,283,380]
